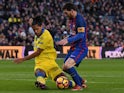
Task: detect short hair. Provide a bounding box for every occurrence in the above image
[63,3,77,11]
[32,16,44,26]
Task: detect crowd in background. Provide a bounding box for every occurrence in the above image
[0,0,124,48]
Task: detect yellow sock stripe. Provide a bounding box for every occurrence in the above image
[37,76,46,84]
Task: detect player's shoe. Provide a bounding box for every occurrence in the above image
[35,81,47,89]
[71,85,83,91]
[82,79,87,88]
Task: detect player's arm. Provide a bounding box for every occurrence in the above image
[56,16,86,45]
[67,27,85,43]
[68,16,86,43]
[14,48,43,64]
[56,27,85,45]
[22,48,42,61]
[56,31,85,45]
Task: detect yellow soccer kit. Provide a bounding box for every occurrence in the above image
[34,29,62,80]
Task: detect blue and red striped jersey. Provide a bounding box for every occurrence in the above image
[67,13,87,50]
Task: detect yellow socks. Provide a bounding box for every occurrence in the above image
[37,76,46,84]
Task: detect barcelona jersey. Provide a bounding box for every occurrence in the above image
[68,13,87,50]
[65,13,88,66]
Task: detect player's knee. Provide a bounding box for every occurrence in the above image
[63,63,71,71]
[35,69,46,77]
[63,66,71,74]
[63,59,75,71]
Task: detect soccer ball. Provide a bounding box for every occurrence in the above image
[56,76,69,89]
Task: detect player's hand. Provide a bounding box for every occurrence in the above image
[56,39,68,45]
[13,58,24,64]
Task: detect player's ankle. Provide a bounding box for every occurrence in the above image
[69,80,76,88]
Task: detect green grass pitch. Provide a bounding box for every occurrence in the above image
[0,59,124,93]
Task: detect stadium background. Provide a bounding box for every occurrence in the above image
[0,1,124,93]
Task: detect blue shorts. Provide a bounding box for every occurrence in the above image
[64,48,88,67]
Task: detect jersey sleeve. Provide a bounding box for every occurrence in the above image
[68,15,86,43]
[68,33,85,43]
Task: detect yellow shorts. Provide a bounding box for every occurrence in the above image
[34,59,63,81]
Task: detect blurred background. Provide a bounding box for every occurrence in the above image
[0,0,124,59]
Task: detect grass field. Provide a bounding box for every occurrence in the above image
[0,59,124,93]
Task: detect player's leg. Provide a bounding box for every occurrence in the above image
[63,50,83,90]
[35,68,47,89]
[62,50,76,88]
[48,60,75,88]
[75,62,87,88]
[63,58,83,90]
[63,48,88,91]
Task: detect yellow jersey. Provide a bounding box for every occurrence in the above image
[34,29,57,62]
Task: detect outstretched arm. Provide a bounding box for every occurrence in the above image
[14,48,43,64]
[56,33,84,45]
[67,33,84,43]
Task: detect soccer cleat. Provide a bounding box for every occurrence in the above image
[71,85,83,91]
[35,81,47,89]
[82,79,87,83]
[82,79,87,88]
[82,83,87,88]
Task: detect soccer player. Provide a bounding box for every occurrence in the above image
[14,16,75,89]
[56,3,88,91]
